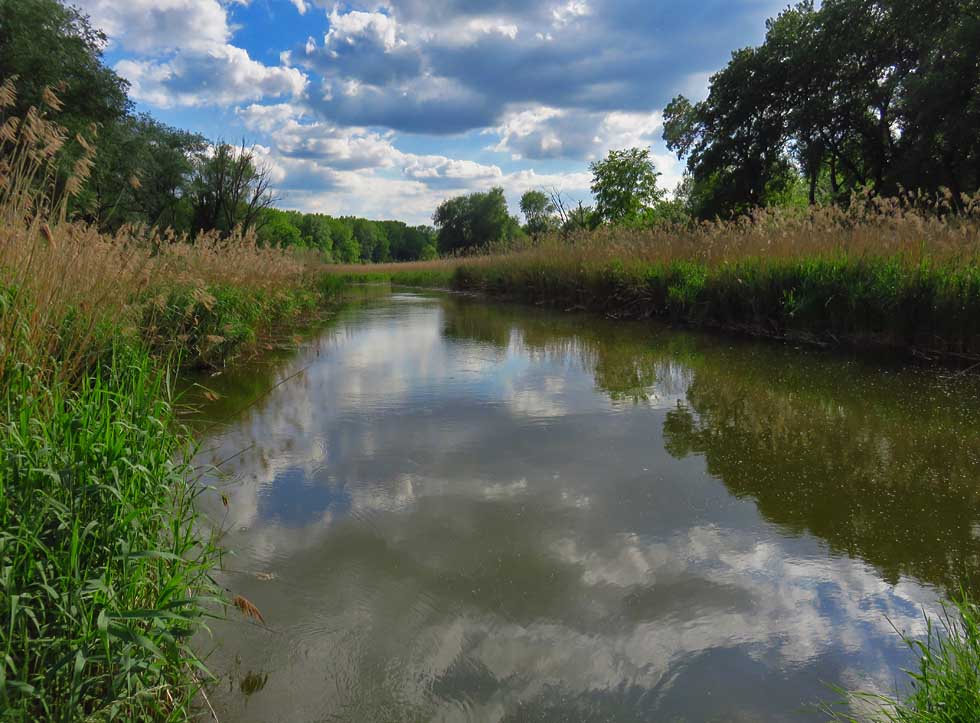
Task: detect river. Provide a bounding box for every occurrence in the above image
[183,287,980,722]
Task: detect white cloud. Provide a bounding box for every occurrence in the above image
[552,0,590,27]
[118,47,307,108]
[290,0,309,14]
[73,0,231,53]
[327,7,404,52]
[75,0,309,109]
[490,105,665,162]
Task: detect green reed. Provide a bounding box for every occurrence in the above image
[0,344,221,721]
[829,595,980,722]
[451,254,980,357]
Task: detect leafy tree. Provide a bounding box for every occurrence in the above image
[352,218,380,262]
[82,114,205,231]
[0,0,129,133]
[297,214,335,258]
[257,209,303,248]
[330,218,360,263]
[589,148,664,226]
[190,142,276,236]
[664,0,980,218]
[519,190,557,235]
[433,187,523,254]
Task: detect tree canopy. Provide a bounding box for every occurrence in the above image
[589,148,665,226]
[433,187,524,254]
[519,190,557,235]
[664,0,980,218]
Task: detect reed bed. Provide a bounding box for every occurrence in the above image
[414,198,980,357]
[0,87,331,719]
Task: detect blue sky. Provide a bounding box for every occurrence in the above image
[75,0,784,224]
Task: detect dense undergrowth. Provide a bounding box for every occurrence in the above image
[0,85,341,720]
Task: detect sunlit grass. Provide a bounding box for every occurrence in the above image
[0,349,221,719]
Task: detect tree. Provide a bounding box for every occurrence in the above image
[0,0,129,133]
[257,209,303,248]
[519,190,556,235]
[589,148,664,226]
[296,214,335,258]
[433,187,523,254]
[329,218,360,262]
[191,141,277,236]
[352,218,381,262]
[663,0,980,218]
[82,114,205,231]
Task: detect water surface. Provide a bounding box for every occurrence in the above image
[185,289,980,722]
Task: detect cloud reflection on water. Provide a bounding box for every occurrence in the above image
[188,292,976,722]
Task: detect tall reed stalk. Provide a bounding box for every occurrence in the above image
[0,83,326,719]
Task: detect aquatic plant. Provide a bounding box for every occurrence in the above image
[0,351,221,719]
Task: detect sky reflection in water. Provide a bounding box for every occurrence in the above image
[187,290,980,722]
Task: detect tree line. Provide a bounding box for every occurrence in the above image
[432,148,689,254]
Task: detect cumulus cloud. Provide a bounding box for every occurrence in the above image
[489,106,664,161]
[117,47,307,108]
[75,0,308,107]
[287,0,783,135]
[73,0,231,53]
[75,0,784,220]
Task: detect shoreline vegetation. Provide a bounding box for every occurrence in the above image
[328,197,980,362]
[0,83,343,719]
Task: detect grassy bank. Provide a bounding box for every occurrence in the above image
[334,199,980,358]
[0,253,340,717]
[0,100,342,718]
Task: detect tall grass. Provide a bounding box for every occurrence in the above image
[340,196,980,357]
[831,596,980,722]
[0,84,335,719]
[0,352,219,720]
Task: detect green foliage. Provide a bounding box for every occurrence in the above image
[380,220,438,261]
[257,209,304,248]
[451,253,980,357]
[519,190,557,235]
[0,0,129,133]
[143,284,321,369]
[433,187,524,254]
[81,115,206,232]
[0,352,220,720]
[330,218,360,263]
[589,148,664,226]
[665,0,980,218]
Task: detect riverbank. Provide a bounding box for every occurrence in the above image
[330,203,980,361]
[0,211,342,718]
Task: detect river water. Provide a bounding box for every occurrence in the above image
[184,288,980,722]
